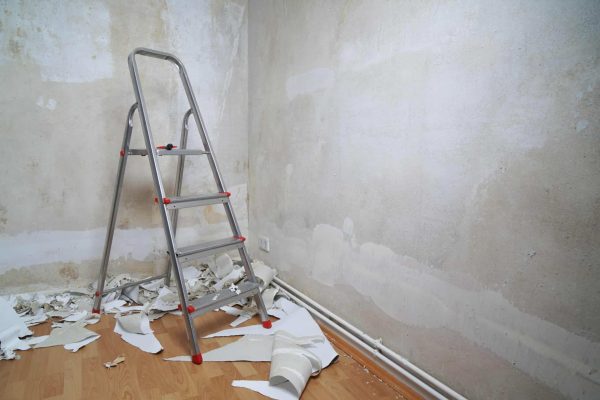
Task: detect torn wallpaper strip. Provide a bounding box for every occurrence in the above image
[203,335,274,362]
[150,287,179,312]
[230,332,324,400]
[64,334,100,352]
[252,261,276,291]
[232,380,299,400]
[223,287,280,327]
[35,321,98,349]
[269,332,323,396]
[204,308,338,368]
[214,267,245,291]
[183,266,201,280]
[213,254,235,278]
[113,313,162,354]
[116,313,153,335]
[20,310,48,327]
[0,297,33,338]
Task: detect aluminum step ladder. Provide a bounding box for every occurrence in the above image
[92,48,271,364]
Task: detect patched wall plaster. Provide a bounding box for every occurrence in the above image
[248,1,600,399]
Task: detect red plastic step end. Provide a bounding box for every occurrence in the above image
[177,304,195,313]
[235,235,246,242]
[92,308,101,314]
[119,149,125,157]
[220,191,231,197]
[163,197,171,205]
[262,320,272,329]
[191,353,203,365]
[94,291,101,297]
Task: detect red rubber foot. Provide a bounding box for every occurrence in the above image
[92,308,101,314]
[262,320,272,329]
[191,353,203,365]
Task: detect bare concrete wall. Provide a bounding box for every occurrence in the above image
[248,1,600,399]
[0,0,249,291]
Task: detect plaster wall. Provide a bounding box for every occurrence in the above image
[0,0,249,291]
[248,1,600,399]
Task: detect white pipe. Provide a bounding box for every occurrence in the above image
[273,277,467,400]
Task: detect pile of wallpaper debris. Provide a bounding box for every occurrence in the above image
[0,254,338,399]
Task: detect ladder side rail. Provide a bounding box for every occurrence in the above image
[165,108,193,285]
[172,52,270,321]
[128,51,200,356]
[179,64,240,229]
[93,103,138,313]
[128,49,240,235]
[172,108,193,231]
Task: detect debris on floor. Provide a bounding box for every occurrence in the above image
[205,306,338,363]
[1,255,338,399]
[104,355,126,368]
[35,320,99,350]
[0,297,33,360]
[113,312,162,353]
[171,302,338,399]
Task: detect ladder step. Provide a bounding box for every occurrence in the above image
[176,236,246,262]
[164,192,230,209]
[128,148,208,156]
[188,281,260,317]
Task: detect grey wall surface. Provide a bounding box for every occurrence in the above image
[248,1,600,399]
[0,0,249,291]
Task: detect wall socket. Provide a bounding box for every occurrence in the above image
[258,236,270,252]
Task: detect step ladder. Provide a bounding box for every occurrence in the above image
[92,48,271,364]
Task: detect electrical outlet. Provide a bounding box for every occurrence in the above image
[258,236,270,252]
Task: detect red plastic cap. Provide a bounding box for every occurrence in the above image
[262,320,272,329]
[191,353,203,365]
[119,149,125,157]
[235,235,246,242]
[95,291,101,297]
[92,308,101,314]
[220,191,231,197]
[154,197,171,205]
[178,304,195,313]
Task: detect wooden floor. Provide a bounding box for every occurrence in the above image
[0,310,409,399]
